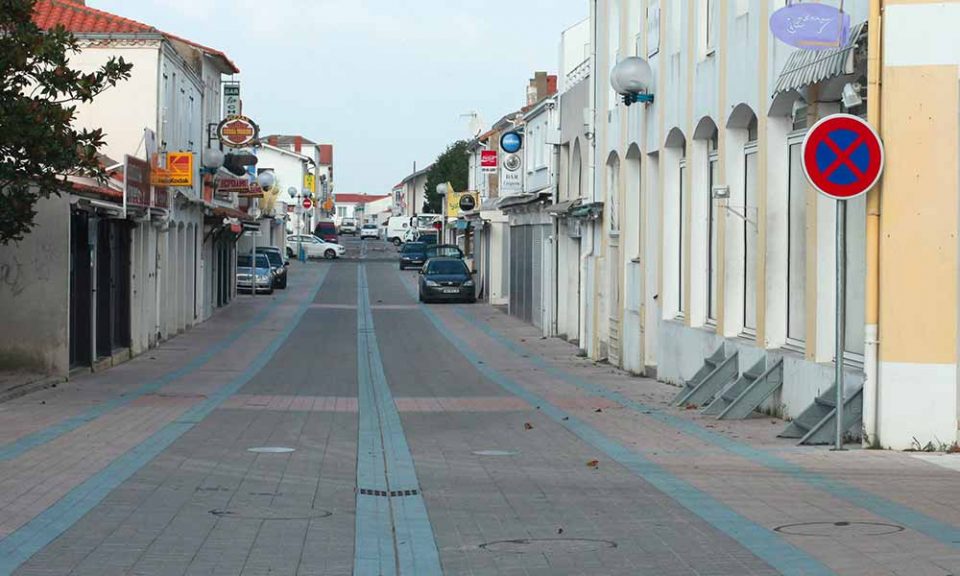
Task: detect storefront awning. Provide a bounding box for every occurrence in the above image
[569,201,603,220]
[773,20,867,97]
[497,193,540,210]
[548,198,582,216]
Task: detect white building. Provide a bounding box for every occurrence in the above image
[0,1,242,378]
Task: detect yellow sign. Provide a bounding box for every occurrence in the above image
[151,152,194,187]
[322,198,334,212]
[446,190,478,218]
[304,173,315,193]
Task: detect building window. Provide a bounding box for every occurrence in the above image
[647,0,661,57]
[700,0,716,56]
[609,0,621,109]
[678,157,687,317]
[669,0,682,54]
[707,139,719,323]
[743,121,758,336]
[337,206,347,218]
[608,156,620,232]
[787,137,807,345]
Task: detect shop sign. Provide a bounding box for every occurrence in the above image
[481,150,498,174]
[770,3,850,50]
[124,155,151,207]
[151,152,193,187]
[223,83,241,117]
[217,115,259,148]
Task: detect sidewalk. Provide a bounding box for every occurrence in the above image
[0,372,63,405]
[430,301,960,576]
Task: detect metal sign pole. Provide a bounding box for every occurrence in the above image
[251,228,256,299]
[834,199,847,450]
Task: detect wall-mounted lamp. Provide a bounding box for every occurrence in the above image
[610,57,655,106]
[842,82,863,109]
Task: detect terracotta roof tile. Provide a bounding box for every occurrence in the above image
[34,0,158,34]
[33,1,239,73]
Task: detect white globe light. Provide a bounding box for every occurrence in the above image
[610,57,654,95]
[257,171,276,190]
[201,148,224,170]
[288,187,298,198]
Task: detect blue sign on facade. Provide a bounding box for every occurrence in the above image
[500,132,523,154]
[769,3,850,51]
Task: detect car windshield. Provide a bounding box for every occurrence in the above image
[427,246,461,258]
[238,254,270,268]
[426,260,468,275]
[402,243,426,253]
[257,250,283,266]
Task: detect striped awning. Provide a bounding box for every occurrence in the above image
[774,21,867,95]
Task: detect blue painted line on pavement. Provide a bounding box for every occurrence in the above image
[0,280,300,462]
[392,274,833,576]
[0,266,331,576]
[355,265,442,576]
[456,308,960,550]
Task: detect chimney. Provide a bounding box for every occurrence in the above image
[267,136,278,147]
[294,136,303,153]
[547,74,558,96]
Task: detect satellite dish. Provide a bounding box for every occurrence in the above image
[462,111,484,137]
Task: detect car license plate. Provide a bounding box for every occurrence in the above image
[442,288,459,294]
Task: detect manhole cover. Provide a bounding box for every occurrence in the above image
[480,538,617,554]
[472,450,518,457]
[247,447,295,454]
[774,521,905,537]
[209,506,332,520]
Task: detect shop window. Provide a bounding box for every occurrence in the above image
[787,138,807,345]
[743,128,758,336]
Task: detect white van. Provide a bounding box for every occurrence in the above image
[386,216,413,246]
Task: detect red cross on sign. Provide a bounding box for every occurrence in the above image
[802,114,884,200]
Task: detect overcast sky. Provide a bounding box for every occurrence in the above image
[90,0,587,195]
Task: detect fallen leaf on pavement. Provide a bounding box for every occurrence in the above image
[586,459,599,468]
[524,422,534,430]
[594,408,603,413]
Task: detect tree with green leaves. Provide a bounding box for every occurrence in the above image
[0,0,133,244]
[423,140,470,214]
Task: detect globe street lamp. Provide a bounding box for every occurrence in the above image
[288,186,306,262]
[610,57,655,106]
[436,183,449,244]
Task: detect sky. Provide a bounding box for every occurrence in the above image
[90,0,588,195]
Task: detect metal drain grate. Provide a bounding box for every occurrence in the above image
[358,488,420,497]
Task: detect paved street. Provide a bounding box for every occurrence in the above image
[0,240,958,575]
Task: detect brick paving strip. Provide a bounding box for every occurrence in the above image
[392,272,834,576]
[0,284,303,461]
[354,264,441,575]
[0,266,331,575]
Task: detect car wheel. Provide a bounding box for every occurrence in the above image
[324,249,336,259]
[392,238,402,247]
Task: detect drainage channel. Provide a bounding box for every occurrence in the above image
[354,265,441,576]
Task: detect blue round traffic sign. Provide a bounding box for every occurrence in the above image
[802,114,884,200]
[500,131,522,154]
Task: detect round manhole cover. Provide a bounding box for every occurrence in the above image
[774,521,904,537]
[480,538,617,554]
[472,450,518,457]
[247,447,295,454]
[209,506,332,520]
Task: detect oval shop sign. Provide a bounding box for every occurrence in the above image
[770,3,850,51]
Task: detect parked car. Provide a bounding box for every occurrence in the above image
[286,234,346,259]
[360,223,380,240]
[418,257,476,303]
[255,246,288,289]
[425,244,464,260]
[313,220,339,243]
[237,253,275,294]
[339,218,357,235]
[419,231,439,246]
[399,242,428,270]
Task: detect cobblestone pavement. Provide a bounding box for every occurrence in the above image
[0,257,959,575]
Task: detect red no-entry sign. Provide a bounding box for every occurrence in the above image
[302,197,313,210]
[802,114,884,200]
